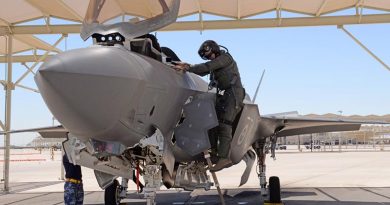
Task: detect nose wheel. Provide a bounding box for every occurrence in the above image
[104,179,121,205]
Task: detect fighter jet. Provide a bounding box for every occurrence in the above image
[2,0,387,204]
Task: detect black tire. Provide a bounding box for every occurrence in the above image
[269,176,281,203]
[104,179,120,205]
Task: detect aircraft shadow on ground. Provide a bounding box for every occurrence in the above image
[282,190,318,198]
[0,189,387,205]
[0,181,62,194]
[124,190,389,205]
[64,189,390,205]
[84,190,264,205]
[284,201,390,205]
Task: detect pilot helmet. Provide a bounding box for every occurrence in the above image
[198,40,220,60]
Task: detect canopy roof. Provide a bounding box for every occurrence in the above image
[1,0,390,62]
[1,0,390,26]
[0,35,61,55]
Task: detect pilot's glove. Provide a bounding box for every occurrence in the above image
[173,62,190,72]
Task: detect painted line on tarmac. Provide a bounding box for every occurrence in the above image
[0,159,46,162]
[0,153,42,156]
[315,188,339,201]
[0,181,63,195]
[4,193,51,205]
[360,188,390,200]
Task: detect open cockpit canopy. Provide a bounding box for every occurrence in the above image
[80,0,180,41]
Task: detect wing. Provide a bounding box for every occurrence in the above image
[260,116,387,137]
[0,125,68,138]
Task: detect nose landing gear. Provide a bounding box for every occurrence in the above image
[104,179,121,205]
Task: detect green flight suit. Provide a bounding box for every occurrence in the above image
[188,51,245,159]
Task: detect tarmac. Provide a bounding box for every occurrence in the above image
[1,147,390,205]
[1,184,390,205]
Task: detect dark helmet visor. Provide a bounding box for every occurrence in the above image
[198,45,212,60]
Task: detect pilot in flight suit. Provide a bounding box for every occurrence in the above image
[174,40,245,172]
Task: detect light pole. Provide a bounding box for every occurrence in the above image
[298,135,301,152]
[338,110,343,151]
[338,110,343,119]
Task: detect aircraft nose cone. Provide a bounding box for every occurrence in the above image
[35,46,143,137]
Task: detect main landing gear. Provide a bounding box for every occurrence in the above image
[254,140,283,205]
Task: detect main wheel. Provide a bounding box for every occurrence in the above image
[104,179,121,205]
[269,176,281,203]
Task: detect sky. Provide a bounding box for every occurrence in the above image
[1,11,390,146]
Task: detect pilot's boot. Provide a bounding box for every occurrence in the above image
[210,155,219,164]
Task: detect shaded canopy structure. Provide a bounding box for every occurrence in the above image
[1,0,390,62]
[1,0,390,25]
[1,0,390,192]
[1,0,390,57]
[1,0,390,36]
[0,35,61,55]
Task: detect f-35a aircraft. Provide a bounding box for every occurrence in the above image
[3,0,385,204]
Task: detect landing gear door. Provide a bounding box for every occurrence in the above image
[174,93,218,156]
[230,104,261,164]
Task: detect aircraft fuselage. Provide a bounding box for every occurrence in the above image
[35,45,208,147]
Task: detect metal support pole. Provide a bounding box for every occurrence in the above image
[60,146,65,180]
[298,135,301,152]
[373,130,376,150]
[310,134,313,152]
[0,120,5,131]
[330,134,333,152]
[59,116,64,180]
[203,151,225,205]
[14,84,39,93]
[356,134,358,150]
[21,63,36,75]
[3,35,13,192]
[338,135,341,152]
[338,25,390,72]
[364,132,366,149]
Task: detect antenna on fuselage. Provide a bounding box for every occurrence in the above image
[252,69,266,103]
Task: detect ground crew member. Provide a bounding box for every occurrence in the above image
[174,40,245,172]
[63,154,84,205]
